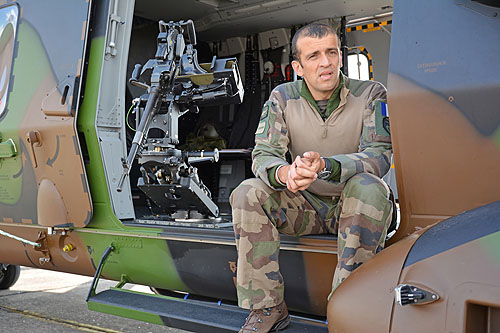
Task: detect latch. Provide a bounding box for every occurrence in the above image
[26,130,42,168]
[395,284,440,306]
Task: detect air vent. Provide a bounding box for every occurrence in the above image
[466,303,500,333]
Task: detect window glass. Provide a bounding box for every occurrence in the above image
[347,53,370,81]
[0,5,18,118]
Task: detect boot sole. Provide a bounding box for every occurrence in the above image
[270,315,291,332]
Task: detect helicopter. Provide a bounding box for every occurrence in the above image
[0,0,499,332]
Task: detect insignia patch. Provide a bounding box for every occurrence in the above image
[255,121,266,135]
[260,103,271,120]
[375,100,390,137]
[256,102,272,137]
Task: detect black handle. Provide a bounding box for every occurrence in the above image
[129,64,149,90]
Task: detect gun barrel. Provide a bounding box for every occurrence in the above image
[187,149,219,163]
[117,86,161,192]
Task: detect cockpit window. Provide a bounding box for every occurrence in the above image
[0,4,18,118]
[347,52,370,81]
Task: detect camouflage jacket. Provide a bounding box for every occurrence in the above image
[252,75,392,197]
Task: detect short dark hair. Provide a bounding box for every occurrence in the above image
[291,23,339,61]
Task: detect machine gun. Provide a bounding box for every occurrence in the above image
[117,19,244,218]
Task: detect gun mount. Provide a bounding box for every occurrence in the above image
[117,19,244,218]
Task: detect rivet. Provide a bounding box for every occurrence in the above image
[448,96,454,102]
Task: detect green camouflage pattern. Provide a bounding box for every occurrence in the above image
[231,173,392,309]
[234,75,393,309]
[334,95,391,183]
[0,0,92,227]
[252,78,392,188]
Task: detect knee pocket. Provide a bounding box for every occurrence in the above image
[342,173,390,207]
[230,178,274,209]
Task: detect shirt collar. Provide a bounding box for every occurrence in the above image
[299,73,346,114]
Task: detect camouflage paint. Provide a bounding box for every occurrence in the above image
[328,0,500,331]
[0,0,187,294]
[165,237,335,315]
[327,232,421,332]
[387,0,500,242]
[76,34,120,229]
[479,231,500,267]
[0,0,92,227]
[392,233,500,332]
[76,231,187,291]
[71,0,187,291]
[0,4,20,204]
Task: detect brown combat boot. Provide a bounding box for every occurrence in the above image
[239,301,290,332]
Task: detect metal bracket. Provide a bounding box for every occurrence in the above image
[33,231,51,265]
[395,284,440,306]
[115,274,130,289]
[86,245,115,301]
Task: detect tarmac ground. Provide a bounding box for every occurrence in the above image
[0,266,187,333]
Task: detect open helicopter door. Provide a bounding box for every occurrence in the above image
[0,1,92,228]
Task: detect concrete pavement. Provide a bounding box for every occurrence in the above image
[0,267,187,332]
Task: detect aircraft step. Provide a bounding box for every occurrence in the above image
[87,288,328,332]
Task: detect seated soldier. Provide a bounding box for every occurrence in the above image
[230,22,393,332]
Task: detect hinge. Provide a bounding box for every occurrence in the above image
[106,0,122,57]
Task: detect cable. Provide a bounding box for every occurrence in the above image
[126,103,136,131]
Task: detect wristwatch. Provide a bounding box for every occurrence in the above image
[317,158,332,180]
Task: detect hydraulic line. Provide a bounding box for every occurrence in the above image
[0,229,40,247]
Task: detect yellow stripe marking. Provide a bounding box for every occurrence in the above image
[0,305,121,333]
[346,20,392,33]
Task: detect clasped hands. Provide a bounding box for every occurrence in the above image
[277,151,325,193]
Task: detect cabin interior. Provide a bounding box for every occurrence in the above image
[95,0,395,228]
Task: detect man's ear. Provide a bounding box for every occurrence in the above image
[339,49,343,69]
[291,59,303,77]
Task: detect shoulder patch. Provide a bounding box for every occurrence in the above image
[260,103,270,120]
[375,100,390,136]
[256,102,272,136]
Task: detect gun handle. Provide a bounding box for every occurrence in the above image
[129,64,150,90]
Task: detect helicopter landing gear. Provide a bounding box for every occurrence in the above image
[0,264,20,289]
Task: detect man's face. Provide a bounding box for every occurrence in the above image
[291,33,342,100]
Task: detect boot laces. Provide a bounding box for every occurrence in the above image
[242,307,273,331]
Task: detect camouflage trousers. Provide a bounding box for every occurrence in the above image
[230,173,393,310]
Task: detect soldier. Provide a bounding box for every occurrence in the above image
[230,22,393,332]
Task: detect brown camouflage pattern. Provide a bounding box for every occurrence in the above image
[233,75,393,309]
[231,173,392,309]
[252,77,392,192]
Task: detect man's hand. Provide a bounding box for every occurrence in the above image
[277,151,325,193]
[302,151,325,174]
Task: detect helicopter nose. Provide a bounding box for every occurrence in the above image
[327,233,420,332]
